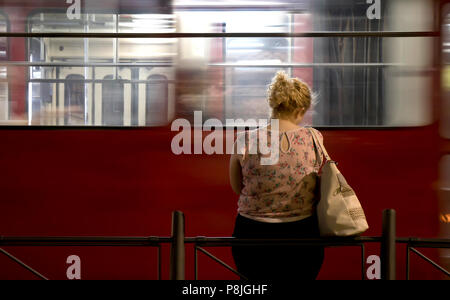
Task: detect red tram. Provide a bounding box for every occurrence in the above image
[0,0,448,280]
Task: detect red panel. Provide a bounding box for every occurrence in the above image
[0,125,442,279]
[0,0,445,281]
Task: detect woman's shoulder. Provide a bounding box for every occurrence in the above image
[304,126,323,141]
[313,127,323,138]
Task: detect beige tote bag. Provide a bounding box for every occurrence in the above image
[308,128,369,237]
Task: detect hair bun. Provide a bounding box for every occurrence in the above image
[274,70,290,85]
[267,70,312,117]
[268,70,292,109]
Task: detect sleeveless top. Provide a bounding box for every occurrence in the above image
[236,127,324,223]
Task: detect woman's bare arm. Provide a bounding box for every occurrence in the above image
[229,153,243,195]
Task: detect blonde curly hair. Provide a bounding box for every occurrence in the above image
[267,70,312,119]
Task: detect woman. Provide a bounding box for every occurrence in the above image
[229,71,325,280]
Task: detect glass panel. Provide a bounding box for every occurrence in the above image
[0,13,7,123]
[146,74,169,126]
[64,74,85,125]
[0,0,437,127]
[442,9,450,138]
[0,0,434,33]
[175,6,434,127]
[102,74,124,126]
[174,0,434,33]
[26,11,176,126]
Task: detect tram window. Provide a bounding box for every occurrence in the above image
[17,2,434,128]
[146,74,169,126]
[0,13,7,123]
[25,10,176,127]
[29,36,53,125]
[102,75,124,126]
[442,8,450,139]
[64,74,85,125]
[226,37,289,121]
[176,1,434,127]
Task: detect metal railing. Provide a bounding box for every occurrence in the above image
[176,209,450,280]
[398,237,450,279]
[179,209,392,280]
[186,236,379,280]
[0,236,172,280]
[0,211,186,280]
[1,209,449,280]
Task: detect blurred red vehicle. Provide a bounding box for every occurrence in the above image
[0,0,448,280]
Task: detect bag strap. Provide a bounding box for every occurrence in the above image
[308,128,332,165]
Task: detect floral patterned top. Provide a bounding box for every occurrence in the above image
[236,127,324,223]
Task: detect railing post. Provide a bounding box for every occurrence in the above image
[381,209,396,280]
[170,211,185,280]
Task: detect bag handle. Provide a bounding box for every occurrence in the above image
[307,128,332,164]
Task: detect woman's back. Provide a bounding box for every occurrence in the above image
[237,126,324,222]
[230,71,324,280]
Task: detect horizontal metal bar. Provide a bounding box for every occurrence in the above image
[173,5,306,12]
[185,236,381,247]
[26,79,176,84]
[410,248,450,277]
[187,237,450,247]
[0,31,440,38]
[0,236,383,247]
[187,236,382,243]
[0,62,406,68]
[0,124,437,131]
[0,248,49,280]
[190,242,365,247]
[396,238,450,248]
[210,62,404,68]
[1,237,448,246]
[0,236,172,247]
[0,62,173,67]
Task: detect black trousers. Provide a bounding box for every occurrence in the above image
[231,213,324,280]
